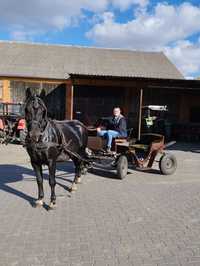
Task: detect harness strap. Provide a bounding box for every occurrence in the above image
[50,120,89,163]
[27,119,89,164]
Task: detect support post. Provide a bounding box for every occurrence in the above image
[65,82,74,120]
[138,88,143,140]
[3,80,11,102]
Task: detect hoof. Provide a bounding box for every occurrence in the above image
[48,202,57,210]
[70,183,77,192]
[76,177,82,184]
[35,199,44,207]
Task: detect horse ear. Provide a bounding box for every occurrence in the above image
[25,88,32,99]
[40,89,46,100]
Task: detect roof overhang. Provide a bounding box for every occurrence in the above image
[0,74,71,83]
[69,74,200,90]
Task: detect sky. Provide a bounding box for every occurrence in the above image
[0,0,200,78]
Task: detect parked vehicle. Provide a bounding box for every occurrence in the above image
[0,102,26,144]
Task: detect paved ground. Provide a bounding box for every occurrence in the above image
[0,143,200,266]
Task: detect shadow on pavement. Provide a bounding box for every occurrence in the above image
[167,142,200,153]
[0,164,37,207]
[89,167,118,179]
[0,162,75,207]
[131,167,161,175]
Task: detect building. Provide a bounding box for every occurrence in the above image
[0,41,200,139]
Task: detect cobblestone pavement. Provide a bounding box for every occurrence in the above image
[0,143,200,266]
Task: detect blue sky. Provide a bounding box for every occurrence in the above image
[0,0,200,78]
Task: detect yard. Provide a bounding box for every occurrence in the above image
[0,143,200,266]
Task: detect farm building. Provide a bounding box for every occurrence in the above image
[0,41,200,140]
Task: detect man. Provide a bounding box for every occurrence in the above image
[97,107,127,152]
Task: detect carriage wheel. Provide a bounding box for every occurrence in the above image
[159,153,177,175]
[117,155,128,179]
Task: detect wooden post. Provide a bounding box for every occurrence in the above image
[138,88,143,140]
[65,82,74,120]
[3,80,11,102]
[123,87,130,116]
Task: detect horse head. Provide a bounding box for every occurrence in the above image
[25,88,47,142]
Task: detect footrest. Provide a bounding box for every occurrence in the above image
[130,144,149,151]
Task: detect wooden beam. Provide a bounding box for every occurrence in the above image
[65,83,74,120]
[73,77,146,88]
[0,76,70,84]
[72,76,200,90]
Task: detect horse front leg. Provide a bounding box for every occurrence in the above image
[48,160,57,209]
[31,161,44,207]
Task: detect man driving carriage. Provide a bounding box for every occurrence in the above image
[97,107,127,153]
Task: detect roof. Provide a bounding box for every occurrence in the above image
[0,41,184,80]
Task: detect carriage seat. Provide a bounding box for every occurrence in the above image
[112,136,129,152]
[113,128,133,144]
[87,127,131,151]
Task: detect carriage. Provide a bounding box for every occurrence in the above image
[86,132,177,179]
[86,105,177,179]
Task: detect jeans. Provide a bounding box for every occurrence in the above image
[97,130,120,148]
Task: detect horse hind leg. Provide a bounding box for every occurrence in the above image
[77,158,91,183]
[35,199,44,207]
[70,159,81,192]
[77,162,84,184]
[77,162,88,182]
[70,182,78,192]
[70,175,79,192]
[81,160,91,176]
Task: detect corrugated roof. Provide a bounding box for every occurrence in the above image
[0,41,184,80]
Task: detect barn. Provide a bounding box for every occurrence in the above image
[0,41,200,140]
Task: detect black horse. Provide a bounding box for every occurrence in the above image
[24,88,88,209]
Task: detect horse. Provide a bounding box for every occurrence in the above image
[24,88,89,209]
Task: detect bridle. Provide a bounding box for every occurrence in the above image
[25,95,49,143]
